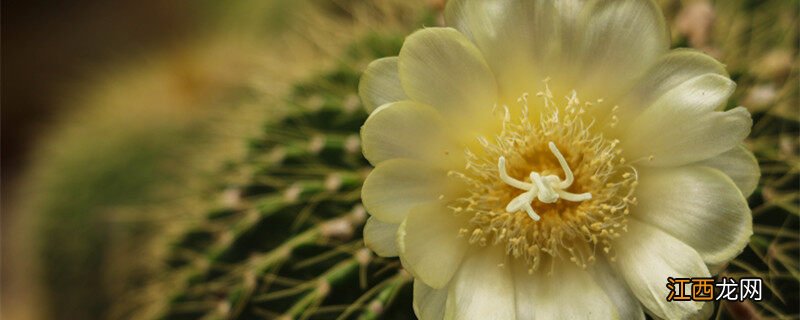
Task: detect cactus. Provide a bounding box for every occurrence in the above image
[10,2,432,319]
[134,32,421,320]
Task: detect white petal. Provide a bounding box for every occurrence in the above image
[618,49,729,121]
[445,0,668,102]
[359,57,408,113]
[398,203,469,289]
[589,260,646,320]
[624,107,752,167]
[413,280,448,320]
[622,74,750,166]
[445,247,515,320]
[362,159,461,224]
[635,166,752,266]
[363,217,399,257]
[513,260,618,319]
[615,220,710,319]
[696,145,760,197]
[360,101,462,166]
[637,73,736,114]
[398,27,497,130]
[444,0,570,99]
[575,0,670,100]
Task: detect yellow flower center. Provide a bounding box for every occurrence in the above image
[449,84,638,272]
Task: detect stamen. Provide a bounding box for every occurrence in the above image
[497,142,592,222]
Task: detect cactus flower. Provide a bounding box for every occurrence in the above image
[358,0,759,319]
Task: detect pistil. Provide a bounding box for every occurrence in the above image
[498,142,592,221]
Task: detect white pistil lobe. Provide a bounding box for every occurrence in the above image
[498,141,592,221]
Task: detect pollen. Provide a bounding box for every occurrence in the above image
[448,83,638,271]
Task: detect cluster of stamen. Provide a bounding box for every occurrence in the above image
[449,84,638,272]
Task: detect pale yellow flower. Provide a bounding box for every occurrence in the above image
[358,0,759,319]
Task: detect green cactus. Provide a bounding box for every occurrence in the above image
[139,31,421,320]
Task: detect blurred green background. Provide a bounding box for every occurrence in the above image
[1,1,797,319]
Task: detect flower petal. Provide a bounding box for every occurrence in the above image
[445,247,515,320]
[696,145,760,197]
[589,260,646,320]
[575,0,670,100]
[413,280,448,320]
[615,220,710,319]
[445,0,668,103]
[622,74,750,167]
[398,27,497,129]
[362,159,461,224]
[618,49,729,121]
[627,72,736,117]
[398,203,469,289]
[363,217,399,257]
[635,166,752,267]
[444,0,569,99]
[513,259,618,319]
[360,101,462,166]
[359,57,408,113]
